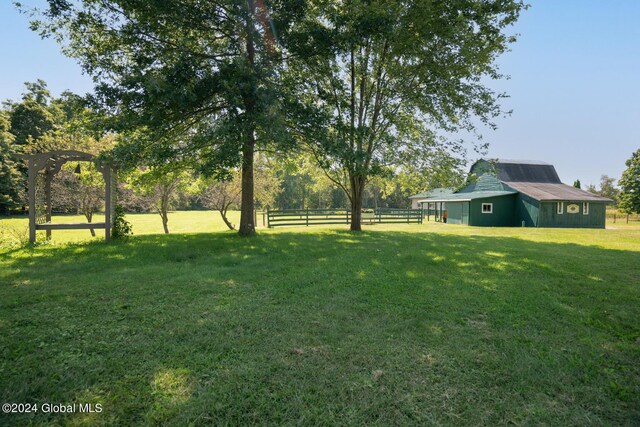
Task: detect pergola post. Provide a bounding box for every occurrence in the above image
[104,167,111,242]
[28,158,36,244]
[44,168,53,240]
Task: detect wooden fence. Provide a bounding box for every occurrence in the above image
[266,208,422,228]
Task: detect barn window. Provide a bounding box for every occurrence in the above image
[557,202,564,214]
[583,202,589,215]
[481,203,493,214]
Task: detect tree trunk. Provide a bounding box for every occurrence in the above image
[161,213,169,234]
[160,196,169,234]
[85,210,96,237]
[219,207,236,230]
[239,5,257,237]
[349,173,365,231]
[239,132,256,236]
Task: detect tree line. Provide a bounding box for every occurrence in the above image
[3,72,638,237]
[574,167,640,216]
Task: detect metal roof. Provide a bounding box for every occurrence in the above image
[494,159,552,166]
[417,190,517,203]
[458,174,513,193]
[504,182,613,202]
[470,159,562,183]
[408,187,454,199]
[496,162,561,183]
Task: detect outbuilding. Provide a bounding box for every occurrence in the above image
[417,159,612,228]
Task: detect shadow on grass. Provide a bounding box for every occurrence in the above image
[0,230,639,425]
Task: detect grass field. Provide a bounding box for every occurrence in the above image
[1,212,639,425]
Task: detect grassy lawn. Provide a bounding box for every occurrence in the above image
[0,213,639,425]
[0,211,245,245]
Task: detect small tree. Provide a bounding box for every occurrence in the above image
[200,158,281,230]
[51,164,105,236]
[77,164,105,234]
[573,179,581,189]
[618,149,640,215]
[199,172,242,231]
[597,175,619,205]
[133,169,189,234]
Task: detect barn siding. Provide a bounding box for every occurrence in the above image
[469,195,517,227]
[446,202,469,225]
[515,193,540,227]
[538,202,607,228]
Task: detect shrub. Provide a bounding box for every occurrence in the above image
[112,206,133,240]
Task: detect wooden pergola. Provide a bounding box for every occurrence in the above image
[27,150,116,243]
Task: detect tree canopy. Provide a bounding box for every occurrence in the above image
[0,112,23,214]
[619,149,640,214]
[286,0,526,230]
[31,0,307,235]
[26,0,525,232]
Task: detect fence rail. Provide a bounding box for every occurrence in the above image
[267,208,422,228]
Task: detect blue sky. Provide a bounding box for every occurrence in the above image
[1,1,638,187]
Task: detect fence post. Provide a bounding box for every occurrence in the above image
[306,208,309,226]
[627,214,629,224]
[266,208,270,228]
[614,213,616,223]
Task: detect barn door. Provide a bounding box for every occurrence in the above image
[462,202,469,225]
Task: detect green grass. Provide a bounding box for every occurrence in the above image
[0,214,639,425]
[0,211,245,245]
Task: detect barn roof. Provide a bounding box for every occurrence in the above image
[412,159,612,205]
[408,187,454,199]
[417,190,516,203]
[495,160,561,183]
[458,174,513,193]
[418,176,516,202]
[471,159,562,183]
[504,182,613,202]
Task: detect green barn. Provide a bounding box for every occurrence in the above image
[417,159,612,228]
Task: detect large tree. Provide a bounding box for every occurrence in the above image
[287,0,525,230]
[0,112,23,214]
[30,0,304,235]
[618,149,640,215]
[6,80,58,150]
[2,81,102,213]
